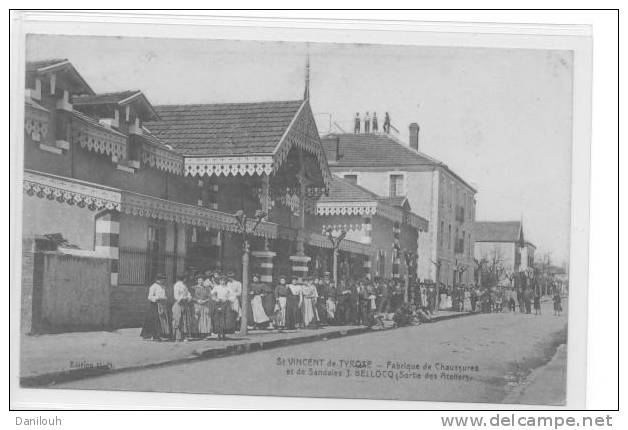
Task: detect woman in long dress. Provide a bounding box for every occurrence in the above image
[285,276,302,330]
[249,275,270,328]
[301,279,319,328]
[226,274,242,326]
[140,274,171,340]
[274,275,289,329]
[192,276,213,339]
[172,275,193,341]
[463,288,472,312]
[326,283,337,324]
[261,282,276,327]
[211,275,235,340]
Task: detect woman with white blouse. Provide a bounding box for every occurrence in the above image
[172,275,193,341]
[211,275,236,340]
[140,273,171,340]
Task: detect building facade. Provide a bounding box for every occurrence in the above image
[307,176,428,279]
[21,59,428,332]
[473,221,534,275]
[320,124,477,287]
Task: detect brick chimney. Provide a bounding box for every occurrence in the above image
[409,123,420,151]
[334,136,343,162]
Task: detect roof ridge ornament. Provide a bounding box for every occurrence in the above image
[303,45,310,101]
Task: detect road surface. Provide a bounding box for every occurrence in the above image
[57,301,567,405]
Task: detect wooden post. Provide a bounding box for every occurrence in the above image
[333,248,339,289]
[239,236,250,335]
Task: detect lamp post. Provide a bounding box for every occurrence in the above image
[233,209,267,336]
[325,227,347,289]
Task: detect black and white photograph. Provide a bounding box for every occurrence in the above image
[9,11,609,412]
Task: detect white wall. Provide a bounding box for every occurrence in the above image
[334,168,438,280]
[333,166,477,284]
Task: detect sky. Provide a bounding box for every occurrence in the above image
[26,35,574,265]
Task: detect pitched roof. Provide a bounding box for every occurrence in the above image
[145,100,304,157]
[318,176,380,204]
[322,133,439,167]
[474,221,523,243]
[72,90,142,106]
[73,90,159,121]
[321,132,477,193]
[378,196,410,210]
[25,58,94,95]
[26,58,69,72]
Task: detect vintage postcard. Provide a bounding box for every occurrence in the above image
[11,13,593,408]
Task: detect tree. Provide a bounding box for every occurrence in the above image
[478,246,506,289]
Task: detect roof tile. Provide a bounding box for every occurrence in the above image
[474,221,522,243]
[144,100,304,156]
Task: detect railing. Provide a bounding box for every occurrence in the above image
[25,102,50,142]
[139,135,185,175]
[118,247,185,286]
[72,111,127,161]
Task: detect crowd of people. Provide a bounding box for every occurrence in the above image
[141,271,421,341]
[437,282,563,316]
[140,270,565,341]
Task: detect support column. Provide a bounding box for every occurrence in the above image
[290,255,311,279]
[363,254,372,278]
[252,250,276,284]
[392,222,401,280]
[95,211,120,286]
[290,150,311,278]
[362,217,372,244]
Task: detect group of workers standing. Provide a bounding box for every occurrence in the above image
[140,270,566,341]
[140,271,418,341]
[354,111,391,134]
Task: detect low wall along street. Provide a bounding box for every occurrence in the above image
[39,252,111,332]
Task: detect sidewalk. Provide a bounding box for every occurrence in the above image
[20,311,472,387]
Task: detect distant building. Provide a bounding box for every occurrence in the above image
[321,122,477,287]
[520,241,536,272]
[308,176,428,279]
[474,221,534,274]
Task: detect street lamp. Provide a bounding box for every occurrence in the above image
[325,226,347,289]
[233,209,267,336]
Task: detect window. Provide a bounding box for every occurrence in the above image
[344,174,358,185]
[468,232,472,256]
[450,181,454,208]
[440,220,445,248]
[377,250,386,277]
[147,223,166,284]
[389,174,404,197]
[448,224,452,250]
